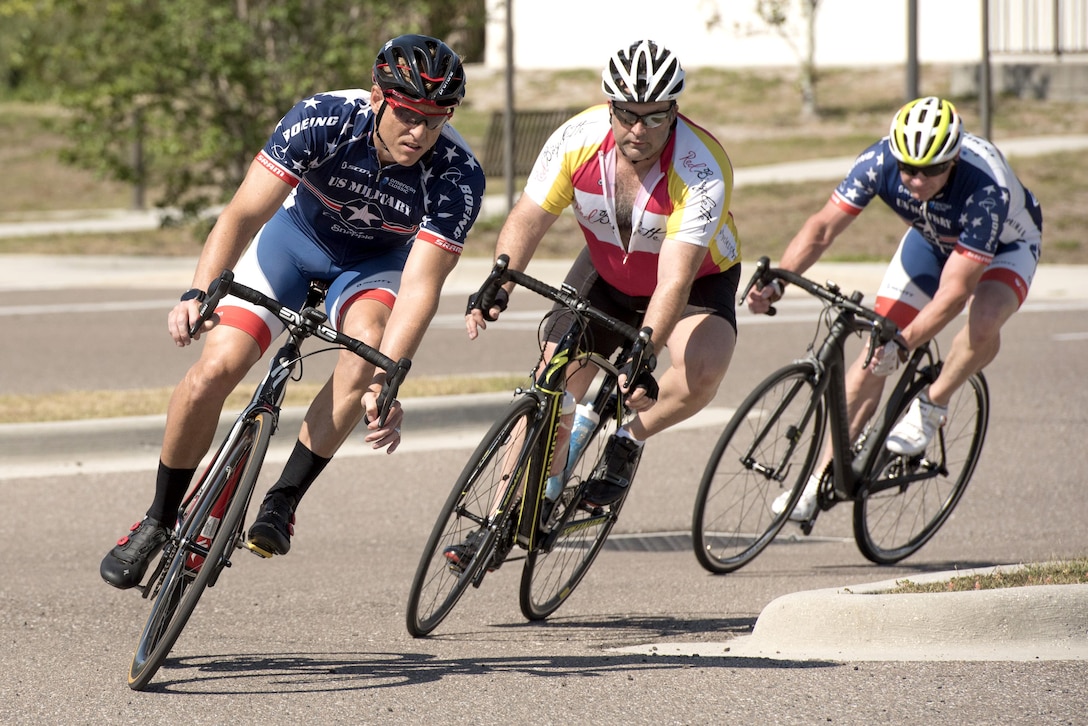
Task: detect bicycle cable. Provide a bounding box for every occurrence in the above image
[534,306,597,376]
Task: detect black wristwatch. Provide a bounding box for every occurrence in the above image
[180,288,206,303]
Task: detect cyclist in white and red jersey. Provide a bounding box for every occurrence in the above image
[748,96,1043,521]
[101,35,485,587]
[464,39,742,508]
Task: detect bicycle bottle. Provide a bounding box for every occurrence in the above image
[566,403,600,471]
[545,391,577,500]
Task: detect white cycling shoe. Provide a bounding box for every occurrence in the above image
[886,394,947,456]
[770,474,821,522]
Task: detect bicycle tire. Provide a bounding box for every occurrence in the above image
[691,362,826,574]
[853,371,989,564]
[518,395,621,621]
[127,412,272,690]
[406,396,538,637]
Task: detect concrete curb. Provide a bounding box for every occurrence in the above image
[616,565,1088,662]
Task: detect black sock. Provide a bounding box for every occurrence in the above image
[147,461,197,524]
[264,440,332,510]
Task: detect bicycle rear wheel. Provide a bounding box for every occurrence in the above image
[127,412,271,690]
[854,372,989,564]
[518,396,621,621]
[406,396,537,637]
[692,362,826,574]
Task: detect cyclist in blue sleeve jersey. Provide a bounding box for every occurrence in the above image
[100,34,485,586]
[748,96,1042,521]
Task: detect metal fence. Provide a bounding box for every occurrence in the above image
[989,0,1088,56]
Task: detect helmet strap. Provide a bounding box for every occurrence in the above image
[373,102,394,163]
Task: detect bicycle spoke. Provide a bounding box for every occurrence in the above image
[407,397,536,637]
[692,363,825,574]
[854,373,988,564]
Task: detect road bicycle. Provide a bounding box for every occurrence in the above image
[126,269,410,690]
[692,256,989,574]
[406,255,655,637]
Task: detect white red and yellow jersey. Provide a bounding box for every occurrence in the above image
[524,104,740,297]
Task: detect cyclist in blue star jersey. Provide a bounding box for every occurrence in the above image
[101,35,485,586]
[748,96,1042,521]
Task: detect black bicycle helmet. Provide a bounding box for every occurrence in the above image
[602,39,685,103]
[372,34,466,108]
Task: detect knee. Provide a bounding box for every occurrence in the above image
[184,353,247,402]
[334,348,374,386]
[966,284,1018,344]
[964,304,1009,349]
[668,351,731,404]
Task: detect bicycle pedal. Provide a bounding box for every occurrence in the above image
[243,540,276,559]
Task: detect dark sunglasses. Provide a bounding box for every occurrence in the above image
[610,103,674,129]
[384,96,451,131]
[897,160,953,178]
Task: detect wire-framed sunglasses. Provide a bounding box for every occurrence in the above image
[383,95,452,131]
[897,159,954,178]
[610,102,675,129]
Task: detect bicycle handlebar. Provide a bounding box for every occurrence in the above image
[470,255,656,374]
[192,270,411,425]
[743,256,902,365]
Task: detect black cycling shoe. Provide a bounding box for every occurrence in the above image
[582,434,643,507]
[100,517,170,589]
[246,494,295,557]
[443,529,486,574]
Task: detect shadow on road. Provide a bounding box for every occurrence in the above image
[154,644,838,694]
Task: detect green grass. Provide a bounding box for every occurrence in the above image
[885,559,1088,593]
[0,374,532,425]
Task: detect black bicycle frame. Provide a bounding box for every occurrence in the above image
[808,304,939,500]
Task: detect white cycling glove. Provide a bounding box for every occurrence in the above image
[870,337,909,377]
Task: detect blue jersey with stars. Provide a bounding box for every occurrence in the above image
[254,89,485,266]
[830,133,1043,266]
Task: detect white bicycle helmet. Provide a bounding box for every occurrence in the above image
[601,39,685,103]
[888,96,963,166]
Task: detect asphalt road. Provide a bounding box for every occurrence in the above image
[2,264,1088,724]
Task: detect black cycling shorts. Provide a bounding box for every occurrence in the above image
[541,247,740,357]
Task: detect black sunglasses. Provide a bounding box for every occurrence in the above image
[610,103,674,129]
[897,160,954,178]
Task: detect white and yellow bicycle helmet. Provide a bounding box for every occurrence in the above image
[888,96,963,166]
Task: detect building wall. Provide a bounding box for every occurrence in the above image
[483,0,985,70]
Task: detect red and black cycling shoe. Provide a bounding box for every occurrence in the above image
[100,518,171,589]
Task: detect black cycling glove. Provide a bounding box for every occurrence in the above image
[619,360,659,401]
[466,287,509,322]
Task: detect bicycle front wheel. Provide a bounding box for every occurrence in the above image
[127,412,271,690]
[519,400,621,621]
[854,372,989,564]
[406,396,537,637]
[692,362,826,574]
[520,394,626,622]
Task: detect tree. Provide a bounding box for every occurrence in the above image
[753,0,822,120]
[8,0,484,216]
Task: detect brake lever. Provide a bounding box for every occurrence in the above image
[376,357,412,427]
